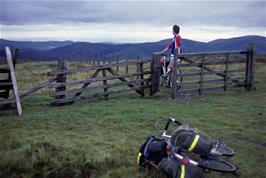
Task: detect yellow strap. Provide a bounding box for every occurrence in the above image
[180,164,185,178]
[188,134,200,152]
[137,152,142,165]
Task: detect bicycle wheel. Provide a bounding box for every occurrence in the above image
[170,66,182,90]
[199,157,236,173]
[214,140,236,157]
[161,74,168,86]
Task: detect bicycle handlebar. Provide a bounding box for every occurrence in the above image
[162,117,182,138]
[164,117,182,131]
[173,152,199,166]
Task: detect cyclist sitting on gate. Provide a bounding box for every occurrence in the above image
[160,25,181,74]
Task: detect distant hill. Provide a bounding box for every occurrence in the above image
[0,39,74,50]
[0,35,265,60]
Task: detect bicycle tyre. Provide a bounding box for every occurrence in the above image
[215,141,236,157]
[161,75,168,86]
[170,66,182,90]
[199,157,236,173]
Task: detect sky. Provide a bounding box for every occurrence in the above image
[0,0,266,43]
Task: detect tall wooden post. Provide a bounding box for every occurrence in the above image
[55,60,68,101]
[150,53,161,95]
[3,48,19,99]
[245,43,256,91]
[171,51,178,99]
[224,53,229,91]
[125,58,129,74]
[199,55,205,95]
[139,61,144,97]
[102,69,108,100]
[116,59,119,72]
[5,47,22,116]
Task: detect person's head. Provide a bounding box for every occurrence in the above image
[172,25,180,35]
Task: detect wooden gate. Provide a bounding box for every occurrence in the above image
[170,43,256,99]
[49,58,158,105]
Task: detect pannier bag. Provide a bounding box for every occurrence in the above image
[137,135,167,166]
[170,125,212,157]
[158,158,203,178]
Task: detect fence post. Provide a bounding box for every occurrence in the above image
[224,53,229,91]
[4,48,19,99]
[199,55,205,95]
[245,43,256,91]
[116,59,119,72]
[150,53,161,95]
[102,69,108,100]
[136,57,140,79]
[55,60,68,101]
[139,61,144,97]
[125,58,129,74]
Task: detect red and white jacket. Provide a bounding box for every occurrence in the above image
[167,35,181,55]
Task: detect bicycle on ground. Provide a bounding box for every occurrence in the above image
[154,117,236,177]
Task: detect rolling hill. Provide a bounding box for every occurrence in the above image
[0,35,265,60]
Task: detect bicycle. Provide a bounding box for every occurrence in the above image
[155,118,236,177]
[160,54,182,90]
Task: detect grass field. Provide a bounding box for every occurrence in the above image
[0,57,266,178]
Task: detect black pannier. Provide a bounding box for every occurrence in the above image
[137,135,167,166]
[157,158,203,178]
[170,125,212,157]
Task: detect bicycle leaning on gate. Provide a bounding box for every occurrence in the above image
[160,54,183,90]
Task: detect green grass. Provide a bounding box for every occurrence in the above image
[0,60,266,178]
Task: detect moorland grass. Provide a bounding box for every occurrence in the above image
[0,60,265,178]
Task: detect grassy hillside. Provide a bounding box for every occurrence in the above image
[0,57,266,178]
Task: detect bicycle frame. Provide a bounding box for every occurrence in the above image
[160,54,183,89]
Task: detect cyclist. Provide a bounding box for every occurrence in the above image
[160,25,181,74]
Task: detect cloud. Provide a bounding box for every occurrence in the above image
[1,0,265,28]
[1,0,265,42]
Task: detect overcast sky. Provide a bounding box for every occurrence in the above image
[0,0,265,42]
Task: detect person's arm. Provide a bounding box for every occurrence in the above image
[175,35,181,54]
[161,41,173,54]
[161,47,168,54]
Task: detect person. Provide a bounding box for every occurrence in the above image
[160,25,181,73]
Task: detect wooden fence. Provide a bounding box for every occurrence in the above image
[49,58,159,105]
[163,43,256,99]
[0,42,257,112]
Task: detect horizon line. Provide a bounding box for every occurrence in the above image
[1,35,265,44]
